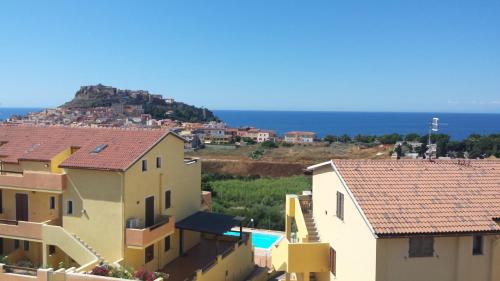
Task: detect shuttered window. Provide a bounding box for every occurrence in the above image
[164,236,171,252]
[473,235,483,255]
[329,247,336,276]
[409,237,434,257]
[50,196,56,209]
[165,190,171,209]
[145,244,154,263]
[336,192,344,220]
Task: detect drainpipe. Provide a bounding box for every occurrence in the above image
[117,171,125,262]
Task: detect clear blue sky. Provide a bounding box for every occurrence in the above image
[0,1,499,113]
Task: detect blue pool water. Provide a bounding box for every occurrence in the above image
[224,231,281,249]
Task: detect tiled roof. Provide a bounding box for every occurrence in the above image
[331,160,500,236]
[0,125,172,171]
[285,131,316,135]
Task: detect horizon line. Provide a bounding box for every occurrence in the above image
[1,106,500,115]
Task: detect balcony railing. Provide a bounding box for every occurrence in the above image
[0,219,47,241]
[125,215,175,248]
[0,170,66,192]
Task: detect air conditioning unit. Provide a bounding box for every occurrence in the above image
[127,218,140,229]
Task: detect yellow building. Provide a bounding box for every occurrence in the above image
[273,159,500,281]
[0,125,257,281]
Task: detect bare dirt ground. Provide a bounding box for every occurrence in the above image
[187,143,392,176]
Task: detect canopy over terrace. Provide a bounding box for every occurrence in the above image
[175,211,245,255]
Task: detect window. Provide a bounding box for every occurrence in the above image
[67,200,73,215]
[0,238,3,255]
[24,241,30,251]
[409,237,434,257]
[49,245,56,255]
[165,190,171,209]
[473,235,483,255]
[164,236,171,252]
[156,157,162,168]
[91,144,108,154]
[142,160,148,172]
[329,247,336,276]
[50,196,56,209]
[0,190,3,213]
[14,240,20,249]
[336,192,344,220]
[145,244,154,263]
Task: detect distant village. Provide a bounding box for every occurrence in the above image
[4,100,318,150]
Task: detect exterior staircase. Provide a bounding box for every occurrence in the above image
[300,195,320,281]
[73,234,104,263]
[42,224,101,271]
[303,213,320,242]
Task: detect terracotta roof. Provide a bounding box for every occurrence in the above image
[329,160,500,236]
[0,125,175,171]
[285,131,316,136]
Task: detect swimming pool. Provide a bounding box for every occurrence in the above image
[224,231,282,249]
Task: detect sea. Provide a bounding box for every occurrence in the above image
[1,108,499,140]
[214,110,500,140]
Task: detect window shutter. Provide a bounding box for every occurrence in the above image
[165,190,171,209]
[336,192,344,220]
[330,247,336,275]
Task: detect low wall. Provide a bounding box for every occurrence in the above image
[0,264,164,281]
[195,240,254,281]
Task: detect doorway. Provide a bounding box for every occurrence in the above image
[15,193,29,221]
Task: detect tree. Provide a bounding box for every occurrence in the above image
[338,134,351,143]
[404,133,420,142]
[323,135,338,144]
[261,141,278,149]
[242,137,256,145]
[379,133,403,144]
[394,145,403,159]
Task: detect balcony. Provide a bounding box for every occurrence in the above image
[271,194,330,275]
[272,238,330,273]
[0,170,66,192]
[0,219,47,241]
[125,215,175,248]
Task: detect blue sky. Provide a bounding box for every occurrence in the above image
[0,1,499,113]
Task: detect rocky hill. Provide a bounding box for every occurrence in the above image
[62,84,218,122]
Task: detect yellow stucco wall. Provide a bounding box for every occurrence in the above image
[196,241,254,281]
[0,189,60,223]
[62,168,123,263]
[376,235,500,281]
[312,165,377,281]
[122,134,201,271]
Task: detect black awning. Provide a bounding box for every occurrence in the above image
[175,211,245,235]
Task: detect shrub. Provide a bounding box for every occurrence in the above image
[134,268,154,281]
[91,264,110,276]
[242,137,256,145]
[261,140,278,149]
[110,266,134,279]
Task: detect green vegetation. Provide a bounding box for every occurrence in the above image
[202,174,311,231]
[323,133,500,159]
[261,140,278,149]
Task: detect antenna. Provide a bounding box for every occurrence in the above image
[426,117,439,160]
